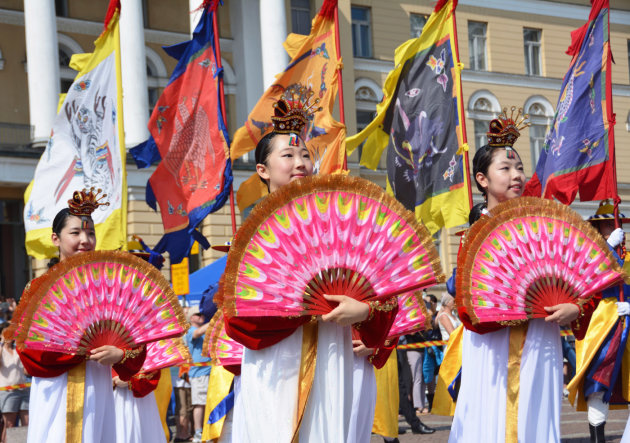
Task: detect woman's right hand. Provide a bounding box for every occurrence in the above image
[89,345,124,366]
[321,294,369,326]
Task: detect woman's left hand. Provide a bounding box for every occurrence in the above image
[112,375,128,388]
[544,303,580,325]
[321,294,369,326]
[89,345,124,366]
[352,339,374,357]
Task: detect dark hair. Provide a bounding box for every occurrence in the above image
[472,145,521,197]
[255,132,280,166]
[469,202,487,225]
[52,208,73,236]
[425,294,438,304]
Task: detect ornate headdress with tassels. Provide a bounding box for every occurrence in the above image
[487,107,530,158]
[67,187,109,217]
[271,84,323,137]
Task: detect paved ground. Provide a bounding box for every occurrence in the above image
[369,398,629,442]
[6,397,629,442]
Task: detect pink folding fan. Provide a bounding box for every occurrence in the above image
[203,309,243,367]
[14,251,189,355]
[142,337,192,372]
[457,197,627,325]
[221,174,445,319]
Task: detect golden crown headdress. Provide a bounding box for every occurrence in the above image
[271,84,323,134]
[67,187,109,217]
[487,107,530,148]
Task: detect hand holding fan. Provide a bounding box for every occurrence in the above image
[202,309,243,367]
[15,250,189,355]
[142,337,192,372]
[457,197,628,325]
[222,174,445,318]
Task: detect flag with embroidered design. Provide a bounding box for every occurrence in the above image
[130,1,232,263]
[523,0,616,204]
[345,0,469,234]
[231,0,345,212]
[24,0,126,258]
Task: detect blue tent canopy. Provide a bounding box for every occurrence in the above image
[185,255,227,305]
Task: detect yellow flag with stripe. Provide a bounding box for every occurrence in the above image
[24,5,126,258]
[346,0,470,234]
[230,0,346,212]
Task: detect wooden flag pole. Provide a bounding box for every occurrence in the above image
[333,2,348,171]
[449,0,473,211]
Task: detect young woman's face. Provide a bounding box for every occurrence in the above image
[51,215,96,261]
[476,148,525,209]
[256,134,314,193]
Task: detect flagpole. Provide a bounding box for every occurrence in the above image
[211,3,238,236]
[449,0,472,210]
[333,2,348,171]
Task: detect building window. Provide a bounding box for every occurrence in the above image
[468,93,499,150]
[142,0,149,28]
[146,62,159,114]
[59,47,75,94]
[474,120,489,150]
[0,199,29,301]
[55,0,68,17]
[410,14,427,39]
[351,6,372,58]
[525,100,553,170]
[468,21,487,71]
[524,28,542,76]
[529,124,547,167]
[355,110,376,160]
[291,0,312,35]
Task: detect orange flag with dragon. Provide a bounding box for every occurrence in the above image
[231,0,345,211]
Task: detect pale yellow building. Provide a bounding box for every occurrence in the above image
[0,0,629,298]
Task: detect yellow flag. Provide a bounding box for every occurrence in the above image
[231,0,345,211]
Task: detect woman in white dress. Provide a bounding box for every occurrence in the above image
[227,89,397,442]
[448,115,594,443]
[13,191,146,443]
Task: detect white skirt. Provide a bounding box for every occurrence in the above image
[347,354,376,443]
[27,361,117,443]
[233,322,354,443]
[449,319,563,443]
[113,387,166,443]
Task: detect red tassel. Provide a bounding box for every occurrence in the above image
[318,0,337,20]
[103,0,120,30]
[433,0,454,14]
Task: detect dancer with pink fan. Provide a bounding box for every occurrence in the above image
[222,85,444,442]
[7,189,188,443]
[448,109,624,443]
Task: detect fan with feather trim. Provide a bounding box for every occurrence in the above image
[222,174,445,318]
[457,197,628,325]
[142,337,192,372]
[388,291,433,339]
[202,309,243,367]
[14,251,189,355]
